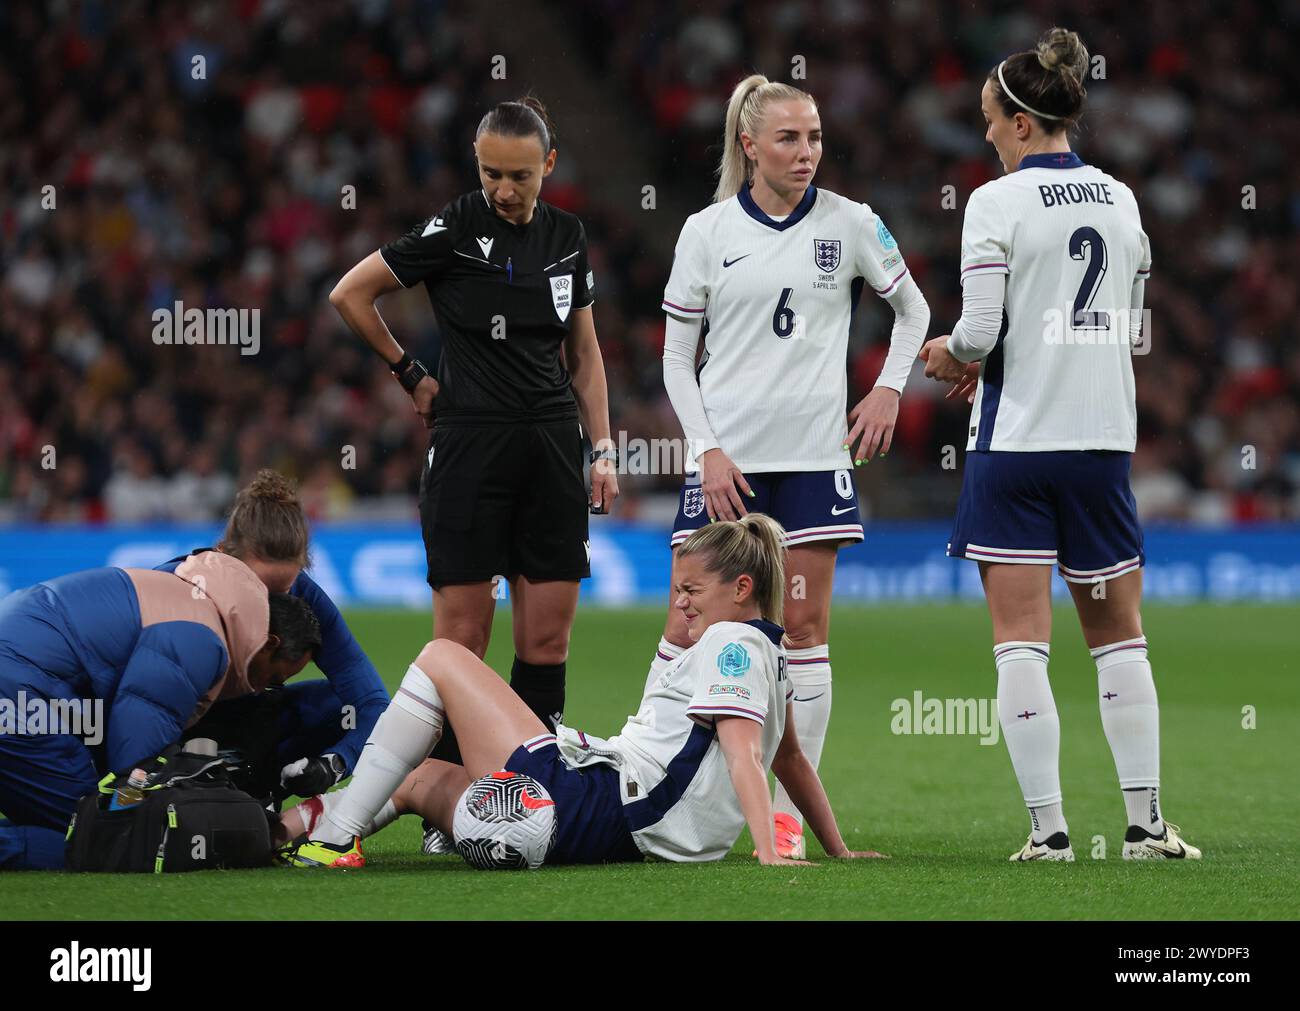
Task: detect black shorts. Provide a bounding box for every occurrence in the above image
[419,420,591,588]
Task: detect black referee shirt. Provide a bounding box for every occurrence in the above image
[380,190,595,422]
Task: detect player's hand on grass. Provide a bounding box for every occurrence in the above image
[698,448,753,521]
[411,375,440,428]
[920,336,967,385]
[758,854,814,866]
[945,362,980,405]
[590,459,619,514]
[846,386,899,463]
[830,848,890,859]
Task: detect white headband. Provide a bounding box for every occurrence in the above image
[997,60,1063,121]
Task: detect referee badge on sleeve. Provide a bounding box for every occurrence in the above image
[549,274,573,322]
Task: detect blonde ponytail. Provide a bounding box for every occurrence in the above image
[714,75,817,203]
[677,513,788,625]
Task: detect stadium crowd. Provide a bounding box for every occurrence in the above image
[2,0,1297,525]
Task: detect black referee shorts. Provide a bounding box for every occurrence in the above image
[419,420,591,588]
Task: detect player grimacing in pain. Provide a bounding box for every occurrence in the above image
[282,514,884,868]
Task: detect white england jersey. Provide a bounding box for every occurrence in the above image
[556,619,790,862]
[959,153,1151,452]
[662,186,911,472]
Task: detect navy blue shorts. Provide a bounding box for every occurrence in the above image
[671,469,863,549]
[947,450,1144,582]
[504,735,642,866]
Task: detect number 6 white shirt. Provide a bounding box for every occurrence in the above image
[949,152,1152,453]
[661,185,923,472]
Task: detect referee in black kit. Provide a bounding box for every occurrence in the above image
[329,96,618,744]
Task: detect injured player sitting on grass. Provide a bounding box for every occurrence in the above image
[277,514,885,867]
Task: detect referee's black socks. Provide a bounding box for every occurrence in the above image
[510,658,566,732]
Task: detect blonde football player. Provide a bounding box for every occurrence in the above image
[652,75,932,858]
[282,514,884,867]
[922,28,1200,862]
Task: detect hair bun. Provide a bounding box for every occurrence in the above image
[245,468,299,505]
[1036,27,1089,82]
[515,93,557,150]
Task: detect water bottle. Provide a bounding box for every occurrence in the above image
[110,768,149,811]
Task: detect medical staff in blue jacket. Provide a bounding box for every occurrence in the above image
[156,469,389,801]
[0,552,318,869]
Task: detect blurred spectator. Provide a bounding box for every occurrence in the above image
[1,1,1296,525]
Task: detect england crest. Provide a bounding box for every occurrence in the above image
[814,238,841,273]
[683,487,705,519]
[549,274,573,322]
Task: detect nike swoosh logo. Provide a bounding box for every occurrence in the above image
[830,505,855,516]
[793,693,825,703]
[519,790,555,811]
[722,255,751,268]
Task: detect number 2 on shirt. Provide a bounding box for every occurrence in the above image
[1069,226,1111,330]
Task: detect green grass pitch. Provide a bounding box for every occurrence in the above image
[4,604,1296,920]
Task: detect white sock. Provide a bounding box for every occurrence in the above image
[773,644,832,827]
[645,636,685,694]
[1092,637,1162,834]
[303,788,399,839]
[1029,802,1068,843]
[313,664,444,846]
[995,641,1066,842]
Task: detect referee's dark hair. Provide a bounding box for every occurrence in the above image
[476,94,557,154]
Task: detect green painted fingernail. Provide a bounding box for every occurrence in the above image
[748,490,756,498]
[855,459,863,467]
[842,444,849,451]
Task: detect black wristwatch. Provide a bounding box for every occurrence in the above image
[325,753,347,784]
[589,448,618,466]
[391,352,430,394]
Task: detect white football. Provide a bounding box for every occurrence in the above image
[452,771,558,870]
